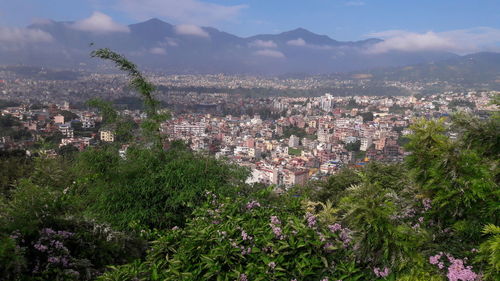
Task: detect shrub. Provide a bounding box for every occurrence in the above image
[98,190,369,280]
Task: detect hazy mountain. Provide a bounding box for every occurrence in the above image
[1,18,463,74]
[359,52,500,88]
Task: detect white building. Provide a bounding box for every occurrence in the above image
[174,123,206,136]
[288,134,300,148]
[360,137,372,151]
[58,123,74,138]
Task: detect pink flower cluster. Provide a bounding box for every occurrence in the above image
[446,255,477,281]
[241,230,252,241]
[328,223,342,233]
[373,267,390,278]
[429,253,445,269]
[305,212,317,228]
[246,200,261,210]
[422,198,432,211]
[269,215,284,240]
[270,215,281,225]
[268,261,276,270]
[429,252,478,281]
[239,273,248,281]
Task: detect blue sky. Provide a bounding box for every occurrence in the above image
[1,0,500,53]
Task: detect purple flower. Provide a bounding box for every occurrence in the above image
[323,242,334,252]
[48,256,60,264]
[268,261,276,270]
[171,226,179,230]
[373,267,390,278]
[239,273,248,281]
[34,243,48,252]
[422,198,432,211]
[446,258,477,281]
[56,230,74,238]
[270,224,284,240]
[305,212,317,228]
[429,254,441,265]
[270,216,281,225]
[328,223,342,233]
[340,228,351,246]
[246,200,261,210]
[418,216,424,223]
[54,241,65,249]
[241,247,252,255]
[241,230,252,241]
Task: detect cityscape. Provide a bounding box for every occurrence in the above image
[1,1,499,281]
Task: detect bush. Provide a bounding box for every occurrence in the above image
[75,145,249,230]
[99,190,369,281]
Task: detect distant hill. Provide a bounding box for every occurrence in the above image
[0,18,462,75]
[352,52,500,88]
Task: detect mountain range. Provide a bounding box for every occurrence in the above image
[0,18,477,75]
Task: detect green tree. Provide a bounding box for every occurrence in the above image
[75,145,249,230]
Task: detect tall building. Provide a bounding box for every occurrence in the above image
[288,134,300,148]
[321,93,334,111]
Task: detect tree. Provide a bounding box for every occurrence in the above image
[360,111,374,122]
[91,48,170,148]
[345,140,361,152]
[75,145,249,230]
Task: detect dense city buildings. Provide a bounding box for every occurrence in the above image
[1,77,496,188]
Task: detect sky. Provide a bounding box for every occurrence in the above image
[1,0,500,53]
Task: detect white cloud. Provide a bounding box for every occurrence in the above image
[150,47,166,55]
[165,37,179,47]
[118,0,247,26]
[0,27,53,43]
[345,1,365,6]
[174,24,209,38]
[366,27,500,54]
[70,11,129,33]
[287,38,307,47]
[286,37,333,50]
[254,49,285,58]
[249,40,277,48]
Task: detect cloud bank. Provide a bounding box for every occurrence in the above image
[249,40,277,48]
[367,27,500,54]
[287,38,307,47]
[70,12,129,33]
[118,0,247,26]
[174,24,209,38]
[0,27,53,43]
[286,38,334,50]
[254,49,285,58]
[150,47,166,55]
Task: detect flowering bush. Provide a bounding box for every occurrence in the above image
[98,190,367,280]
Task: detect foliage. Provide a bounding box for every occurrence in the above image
[0,151,33,197]
[359,111,374,122]
[345,140,361,152]
[98,190,369,281]
[0,176,145,280]
[85,99,137,142]
[75,144,249,230]
[339,179,425,271]
[288,147,302,156]
[282,126,308,139]
[91,48,170,148]
[476,224,500,280]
